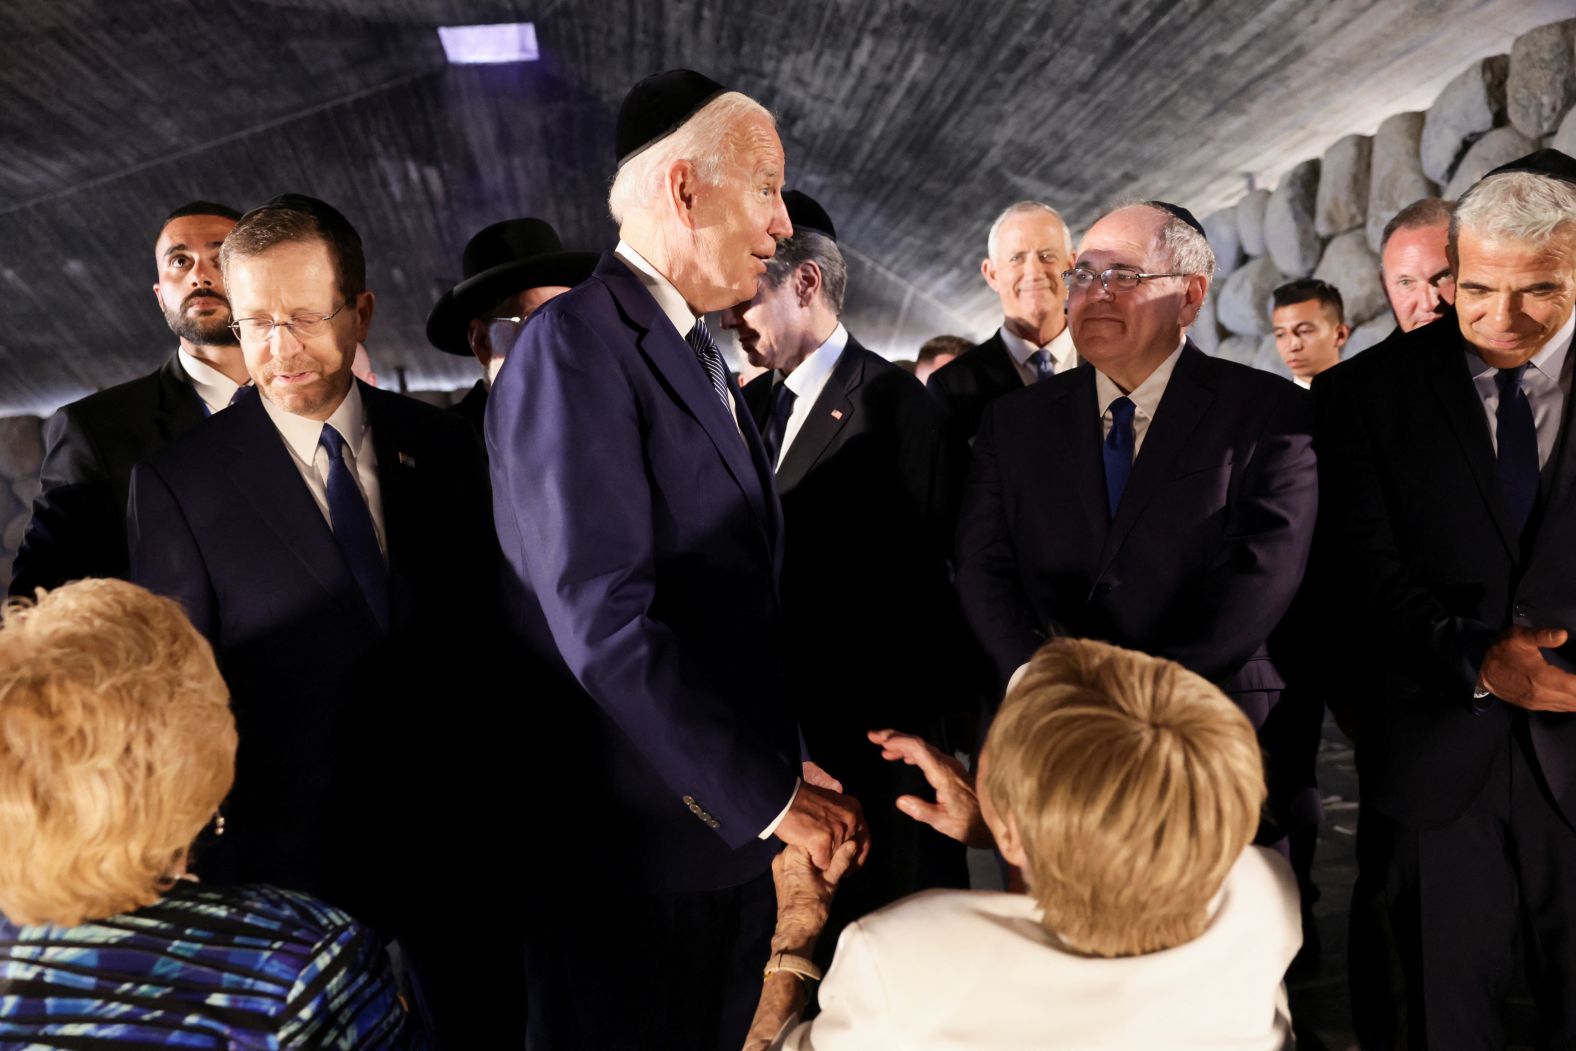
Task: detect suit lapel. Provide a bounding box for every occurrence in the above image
[1426,339,1519,557]
[597,256,771,532]
[157,352,208,441]
[221,395,380,632]
[775,340,863,493]
[1051,367,1110,551]
[1097,345,1213,577]
[364,384,425,632]
[977,333,1024,397]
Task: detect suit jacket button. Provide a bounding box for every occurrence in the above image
[682,795,695,805]
[1514,601,1531,619]
[1094,582,1114,596]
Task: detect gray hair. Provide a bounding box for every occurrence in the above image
[987,201,1072,260]
[1450,171,1576,259]
[762,229,847,316]
[607,92,776,227]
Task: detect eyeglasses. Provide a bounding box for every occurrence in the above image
[1062,267,1188,294]
[229,301,349,344]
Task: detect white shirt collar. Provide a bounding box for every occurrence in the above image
[259,380,368,465]
[614,239,699,340]
[999,322,1076,370]
[177,347,244,415]
[782,323,848,399]
[1096,340,1186,420]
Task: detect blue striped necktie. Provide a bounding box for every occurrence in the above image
[318,424,390,631]
[686,318,734,413]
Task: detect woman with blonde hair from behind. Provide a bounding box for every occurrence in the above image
[0,579,424,1047]
[746,638,1301,1050]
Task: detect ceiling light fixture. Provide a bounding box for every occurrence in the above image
[437,22,540,65]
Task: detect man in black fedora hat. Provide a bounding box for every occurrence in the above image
[426,217,596,437]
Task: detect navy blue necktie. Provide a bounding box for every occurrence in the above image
[318,425,390,631]
[1103,396,1137,519]
[1030,349,1055,382]
[763,380,796,468]
[1496,364,1540,535]
[685,319,734,414]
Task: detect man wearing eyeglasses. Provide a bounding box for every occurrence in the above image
[126,194,507,1045]
[956,201,1317,738]
[9,201,247,597]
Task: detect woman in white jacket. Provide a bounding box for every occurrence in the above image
[745,637,1301,1051]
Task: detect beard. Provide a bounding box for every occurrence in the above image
[164,290,238,347]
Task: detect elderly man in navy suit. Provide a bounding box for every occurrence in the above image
[487,71,867,1051]
[1318,151,1576,1049]
[128,195,508,1046]
[957,202,1317,733]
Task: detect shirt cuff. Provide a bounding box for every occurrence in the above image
[1006,661,1031,697]
[759,778,802,840]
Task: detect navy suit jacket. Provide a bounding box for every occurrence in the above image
[11,353,205,596]
[1314,309,1576,827]
[486,253,799,894]
[128,382,498,931]
[957,344,1317,725]
[926,331,1022,448]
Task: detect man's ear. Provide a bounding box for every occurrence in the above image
[353,291,376,342]
[1178,274,1209,328]
[795,261,823,306]
[152,283,163,308]
[1334,322,1352,350]
[667,160,701,230]
[980,257,998,291]
[466,318,494,367]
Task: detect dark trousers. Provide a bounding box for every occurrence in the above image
[1352,721,1576,1050]
[523,870,775,1051]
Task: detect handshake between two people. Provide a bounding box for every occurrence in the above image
[772,729,996,877]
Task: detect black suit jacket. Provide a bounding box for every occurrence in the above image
[1314,309,1576,827]
[957,344,1317,724]
[450,378,488,442]
[925,331,1022,447]
[742,338,963,739]
[128,382,498,930]
[10,353,205,596]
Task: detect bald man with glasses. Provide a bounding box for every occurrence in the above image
[956,202,1317,745]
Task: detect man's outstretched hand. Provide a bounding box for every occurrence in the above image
[774,764,868,871]
[1480,626,1576,713]
[868,729,994,849]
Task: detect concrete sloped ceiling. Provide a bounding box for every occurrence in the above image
[0,0,1566,414]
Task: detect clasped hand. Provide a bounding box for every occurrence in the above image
[773,761,870,871]
[1480,626,1576,713]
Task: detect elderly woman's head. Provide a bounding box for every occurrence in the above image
[0,579,236,927]
[979,639,1264,957]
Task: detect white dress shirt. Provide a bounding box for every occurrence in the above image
[1000,323,1078,386]
[258,382,387,557]
[612,241,797,835]
[1095,341,1185,456]
[774,847,1299,1050]
[773,323,849,467]
[177,347,246,416]
[1466,310,1574,466]
[613,240,745,439]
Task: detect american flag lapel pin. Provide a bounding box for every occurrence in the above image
[398,452,416,468]
[830,409,844,420]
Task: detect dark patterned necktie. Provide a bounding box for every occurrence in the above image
[763,381,797,468]
[685,318,733,413]
[1103,396,1137,519]
[318,425,390,631]
[1031,349,1055,382]
[1496,364,1539,535]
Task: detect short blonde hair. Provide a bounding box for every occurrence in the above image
[982,639,1263,957]
[607,91,776,227]
[0,580,236,927]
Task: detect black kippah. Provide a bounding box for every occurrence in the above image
[616,69,727,166]
[783,190,837,242]
[1484,148,1576,187]
[1144,200,1208,240]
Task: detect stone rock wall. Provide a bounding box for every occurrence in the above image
[1192,16,1574,370]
